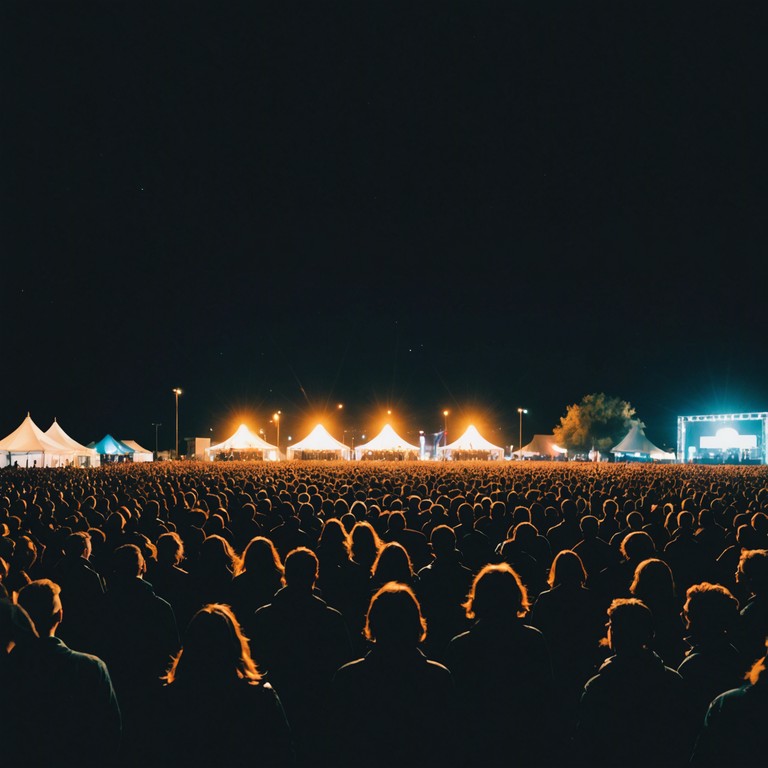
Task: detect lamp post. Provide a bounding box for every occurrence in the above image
[517,407,528,461]
[173,388,182,459]
[273,412,281,458]
[443,410,449,447]
[152,423,162,459]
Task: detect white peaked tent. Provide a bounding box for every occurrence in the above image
[611,422,676,461]
[0,414,72,468]
[121,440,154,463]
[287,424,352,460]
[515,434,568,459]
[354,424,420,460]
[438,424,505,461]
[207,424,280,461]
[45,419,100,467]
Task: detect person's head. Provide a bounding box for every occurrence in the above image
[737,549,768,593]
[164,603,259,685]
[683,582,739,638]
[349,521,383,565]
[17,579,63,637]
[371,542,414,582]
[548,550,587,589]
[677,510,695,532]
[112,544,146,578]
[620,531,655,562]
[0,596,37,651]
[63,531,91,560]
[364,582,426,647]
[463,563,530,621]
[199,534,239,575]
[241,536,283,578]
[430,525,456,558]
[318,518,349,553]
[604,598,653,654]
[630,558,676,605]
[387,512,406,533]
[579,515,599,539]
[283,547,319,591]
[156,532,185,567]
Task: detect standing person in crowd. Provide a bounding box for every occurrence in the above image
[574,598,692,767]
[6,579,121,767]
[160,603,293,767]
[736,549,768,666]
[446,563,555,766]
[328,582,455,768]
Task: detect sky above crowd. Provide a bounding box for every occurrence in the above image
[3,2,767,452]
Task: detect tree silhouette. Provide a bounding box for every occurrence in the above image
[553,393,638,453]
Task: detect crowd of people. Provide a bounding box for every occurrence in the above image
[1,460,768,767]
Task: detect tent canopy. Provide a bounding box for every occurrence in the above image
[438,425,504,456]
[0,414,70,454]
[355,424,419,457]
[288,424,350,458]
[611,422,675,460]
[517,434,567,458]
[91,434,134,456]
[45,419,96,453]
[208,424,278,453]
[121,440,154,462]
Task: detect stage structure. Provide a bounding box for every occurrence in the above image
[677,413,768,465]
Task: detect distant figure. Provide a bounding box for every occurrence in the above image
[574,598,691,767]
[691,645,768,766]
[328,582,455,768]
[446,563,554,766]
[6,579,121,766]
[160,603,292,767]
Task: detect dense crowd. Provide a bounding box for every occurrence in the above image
[2,461,768,767]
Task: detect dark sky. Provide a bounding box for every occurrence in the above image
[3,1,767,452]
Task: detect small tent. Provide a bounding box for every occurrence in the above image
[121,440,154,463]
[45,419,100,467]
[354,424,420,460]
[611,422,676,462]
[515,434,567,459]
[207,424,280,461]
[0,414,72,468]
[90,434,134,462]
[437,424,505,461]
[287,424,352,460]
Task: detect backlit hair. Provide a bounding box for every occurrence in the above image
[364,582,427,644]
[463,563,530,620]
[548,550,587,589]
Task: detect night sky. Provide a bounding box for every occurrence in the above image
[3,1,767,452]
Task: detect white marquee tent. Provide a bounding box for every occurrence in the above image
[207,424,280,461]
[437,424,505,461]
[354,424,420,460]
[0,414,73,468]
[121,439,154,463]
[287,424,352,460]
[45,419,100,467]
[514,434,568,459]
[611,422,676,461]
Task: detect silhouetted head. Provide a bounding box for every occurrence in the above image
[0,595,37,650]
[283,547,319,591]
[683,582,739,639]
[17,579,63,637]
[199,535,239,575]
[630,558,676,606]
[364,582,426,647]
[372,542,414,583]
[580,515,599,539]
[620,531,655,562]
[242,536,283,578]
[112,543,146,578]
[157,532,185,567]
[548,550,587,589]
[63,531,91,559]
[350,521,383,567]
[387,512,406,533]
[605,598,653,654]
[463,563,530,621]
[165,603,260,685]
[430,525,457,557]
[737,549,768,594]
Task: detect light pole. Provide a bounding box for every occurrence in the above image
[517,407,528,461]
[173,388,182,459]
[443,410,449,447]
[273,412,281,458]
[152,423,162,459]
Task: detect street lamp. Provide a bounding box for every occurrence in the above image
[517,407,528,461]
[273,412,281,458]
[152,423,162,459]
[443,410,449,447]
[173,388,182,459]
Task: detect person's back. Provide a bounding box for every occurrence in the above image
[7,579,121,767]
[574,599,691,767]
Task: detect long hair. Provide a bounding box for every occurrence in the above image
[463,563,530,620]
[364,582,427,645]
[163,603,260,685]
[548,550,587,589]
[349,521,383,569]
[371,542,414,582]
[240,537,284,581]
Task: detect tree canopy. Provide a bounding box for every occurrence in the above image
[553,393,638,453]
